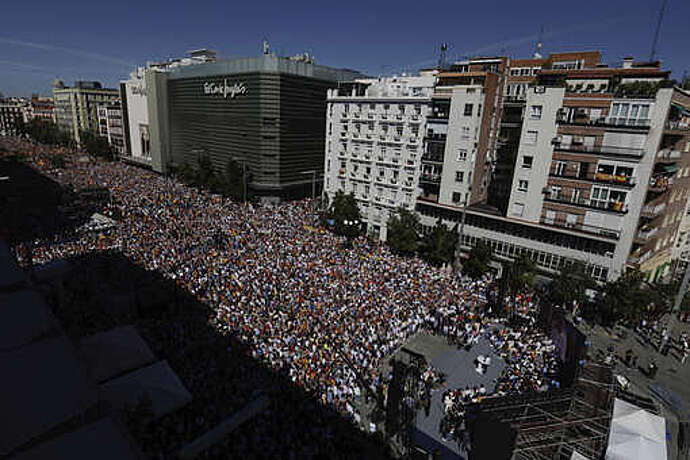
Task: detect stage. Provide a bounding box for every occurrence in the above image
[395,332,506,459]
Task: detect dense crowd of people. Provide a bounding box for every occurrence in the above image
[2,138,565,457]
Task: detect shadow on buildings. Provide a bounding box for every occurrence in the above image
[0,157,109,244]
[46,250,390,459]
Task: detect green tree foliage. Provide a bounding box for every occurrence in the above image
[505,253,537,294]
[549,261,596,309]
[82,130,114,160]
[221,158,245,201]
[419,219,458,266]
[615,81,661,98]
[48,154,66,169]
[386,207,421,255]
[326,190,362,237]
[24,119,72,146]
[463,240,493,279]
[601,269,652,326]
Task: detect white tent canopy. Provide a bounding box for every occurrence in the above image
[606,398,667,460]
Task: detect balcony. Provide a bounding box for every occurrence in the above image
[552,142,645,159]
[375,175,385,183]
[641,202,666,218]
[665,120,689,133]
[628,251,652,266]
[556,116,651,130]
[550,172,637,187]
[403,181,414,188]
[635,226,659,244]
[649,174,674,192]
[380,113,389,120]
[422,153,444,163]
[420,173,442,184]
[353,112,361,119]
[409,136,418,144]
[544,196,628,214]
[411,114,421,121]
[338,169,347,178]
[390,178,398,185]
[541,217,621,240]
[657,149,681,162]
[396,114,403,120]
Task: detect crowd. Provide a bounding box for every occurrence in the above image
[3,138,564,457]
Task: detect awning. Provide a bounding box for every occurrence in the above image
[661,164,678,173]
[606,398,667,460]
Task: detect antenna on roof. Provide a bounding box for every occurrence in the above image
[439,43,448,70]
[649,0,668,62]
[534,25,544,59]
[262,38,269,55]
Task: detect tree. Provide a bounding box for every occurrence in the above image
[220,158,246,201]
[419,219,458,267]
[386,207,420,255]
[326,190,361,237]
[602,269,652,327]
[549,261,596,310]
[463,240,492,279]
[82,130,113,160]
[500,253,537,313]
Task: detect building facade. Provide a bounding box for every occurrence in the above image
[52,80,119,145]
[25,96,55,123]
[97,100,125,155]
[145,53,364,199]
[415,54,688,282]
[324,74,436,239]
[0,98,27,136]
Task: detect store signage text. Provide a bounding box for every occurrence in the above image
[203,80,248,99]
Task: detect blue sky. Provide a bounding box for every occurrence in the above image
[1,0,688,96]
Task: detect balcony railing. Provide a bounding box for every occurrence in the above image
[628,251,652,266]
[541,217,621,240]
[544,196,628,214]
[665,120,689,132]
[550,172,637,187]
[641,202,666,218]
[556,116,651,130]
[649,174,674,191]
[636,226,659,242]
[552,142,645,158]
[422,153,444,163]
[420,173,441,184]
[657,149,681,161]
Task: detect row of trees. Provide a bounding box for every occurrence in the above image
[326,195,690,327]
[175,156,248,201]
[21,119,116,161]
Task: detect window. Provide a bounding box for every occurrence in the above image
[455,171,464,182]
[518,180,529,192]
[461,126,471,139]
[530,105,543,120]
[522,156,533,169]
[457,149,468,161]
[396,126,403,136]
[550,185,562,199]
[464,103,473,116]
[524,130,538,144]
[544,210,556,224]
[571,188,582,203]
[369,103,376,110]
[555,161,567,176]
[452,192,464,204]
[511,69,520,76]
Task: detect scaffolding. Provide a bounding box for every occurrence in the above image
[471,363,615,460]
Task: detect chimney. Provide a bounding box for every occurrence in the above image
[622,57,634,69]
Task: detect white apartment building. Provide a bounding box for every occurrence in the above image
[97,101,125,154]
[324,74,436,240]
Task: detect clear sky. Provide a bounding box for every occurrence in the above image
[1,0,688,96]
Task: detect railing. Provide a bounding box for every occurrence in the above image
[541,217,621,240]
[422,153,444,163]
[636,226,659,242]
[420,173,441,184]
[628,251,652,266]
[409,136,418,143]
[545,196,628,214]
[657,149,681,161]
[403,181,414,188]
[551,172,637,186]
[411,114,420,121]
[425,134,447,142]
[665,120,689,131]
[380,114,389,120]
[556,116,651,130]
[649,174,674,190]
[641,202,666,217]
[553,142,645,158]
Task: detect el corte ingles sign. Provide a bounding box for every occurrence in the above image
[203,80,248,99]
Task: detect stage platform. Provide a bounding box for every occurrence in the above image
[395,332,506,460]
